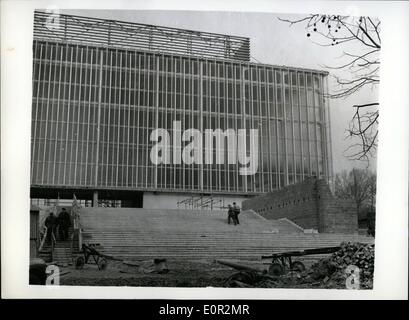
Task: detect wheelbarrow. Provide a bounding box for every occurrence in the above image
[75,243,109,270]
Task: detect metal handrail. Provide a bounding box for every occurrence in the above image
[38,226,56,252]
[38,226,47,252]
[177,195,225,210]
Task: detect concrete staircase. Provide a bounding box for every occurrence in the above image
[38,247,53,263]
[80,208,374,260]
[38,227,78,265]
[53,241,72,266]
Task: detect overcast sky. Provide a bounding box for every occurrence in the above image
[62,9,379,174]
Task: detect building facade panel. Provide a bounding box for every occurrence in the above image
[31,39,332,195]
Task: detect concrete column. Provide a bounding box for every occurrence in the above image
[92,191,99,207]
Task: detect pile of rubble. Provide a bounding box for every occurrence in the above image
[307,242,375,289]
[219,242,375,289]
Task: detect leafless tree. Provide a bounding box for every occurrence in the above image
[334,168,376,214]
[279,14,380,161]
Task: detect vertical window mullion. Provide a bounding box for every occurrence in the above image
[264,68,270,191]
[154,55,160,189]
[84,47,93,185]
[116,51,122,188]
[312,74,320,178]
[199,59,203,192]
[135,53,141,187]
[274,69,280,189]
[62,44,70,185]
[289,68,296,184]
[125,52,130,187]
[52,44,63,184]
[306,73,312,176]
[41,43,53,185]
[182,57,186,190]
[297,73,302,183]
[73,46,83,186]
[144,53,150,188]
[32,41,42,182]
[282,69,288,187]
[257,68,263,192]
[105,50,112,186]
[66,45,76,185]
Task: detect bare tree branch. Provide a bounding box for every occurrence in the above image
[279,14,380,161]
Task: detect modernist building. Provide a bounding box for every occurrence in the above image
[30,11,333,209]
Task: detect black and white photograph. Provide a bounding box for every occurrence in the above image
[1,0,408,300]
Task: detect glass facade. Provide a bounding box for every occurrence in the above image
[31,40,332,195]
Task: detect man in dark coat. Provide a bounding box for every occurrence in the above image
[232,202,241,225]
[227,204,236,225]
[58,208,71,241]
[44,212,57,244]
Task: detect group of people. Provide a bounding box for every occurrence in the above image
[44,208,72,244]
[227,202,241,225]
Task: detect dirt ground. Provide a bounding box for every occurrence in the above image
[61,259,234,287]
[59,257,326,288]
[58,243,374,289]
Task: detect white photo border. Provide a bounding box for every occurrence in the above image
[1,0,408,299]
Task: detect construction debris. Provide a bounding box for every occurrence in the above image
[223,270,279,287]
[215,259,262,273]
[307,242,375,289]
[120,258,169,274]
[220,242,375,289]
[62,243,374,289]
[216,260,280,287]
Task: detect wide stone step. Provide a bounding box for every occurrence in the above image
[79,207,373,260]
[84,234,370,241]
